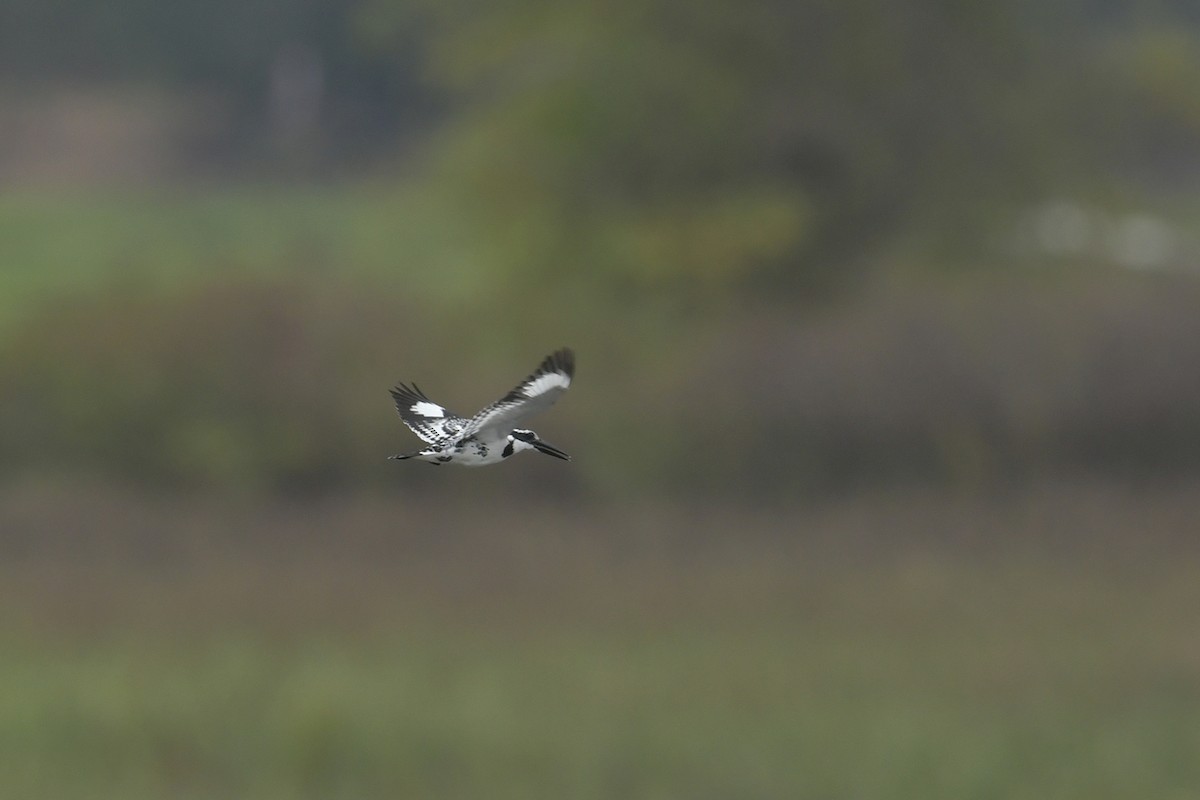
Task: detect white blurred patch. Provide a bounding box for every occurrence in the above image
[1034,201,1092,256]
[1107,214,1177,271]
[524,372,570,397]
[1015,200,1198,274]
[411,401,444,418]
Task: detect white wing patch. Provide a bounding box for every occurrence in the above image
[411,401,445,418]
[461,348,576,441]
[390,382,467,444]
[522,371,571,398]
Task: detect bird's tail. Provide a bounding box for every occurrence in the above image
[387,450,423,460]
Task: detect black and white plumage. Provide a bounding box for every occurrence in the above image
[388,348,575,467]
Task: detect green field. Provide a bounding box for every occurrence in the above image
[0,185,477,331]
[2,486,1197,799]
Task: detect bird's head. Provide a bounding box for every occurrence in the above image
[510,428,571,461]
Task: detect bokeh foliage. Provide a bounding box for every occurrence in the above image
[3,7,1200,798]
[375,0,1071,294]
[6,221,1200,496]
[4,2,1200,495]
[3,485,1200,800]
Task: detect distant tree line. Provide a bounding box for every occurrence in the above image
[4,1,1199,269]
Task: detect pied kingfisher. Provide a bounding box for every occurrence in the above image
[388,348,575,466]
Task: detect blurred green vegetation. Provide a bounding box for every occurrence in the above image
[2,485,1199,800]
[3,5,1200,798]
[4,190,1200,497]
[2,2,1200,496]
[6,598,1196,800]
[374,0,1080,299]
[3,2,1200,495]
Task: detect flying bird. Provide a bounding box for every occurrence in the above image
[388,348,575,466]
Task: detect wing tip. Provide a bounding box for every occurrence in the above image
[506,347,575,402]
[545,347,575,379]
[390,381,428,404]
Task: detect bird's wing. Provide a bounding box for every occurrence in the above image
[389,382,467,444]
[462,348,575,440]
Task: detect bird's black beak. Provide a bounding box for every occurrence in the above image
[532,440,571,461]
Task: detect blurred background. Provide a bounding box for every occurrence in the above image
[2,0,1200,797]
